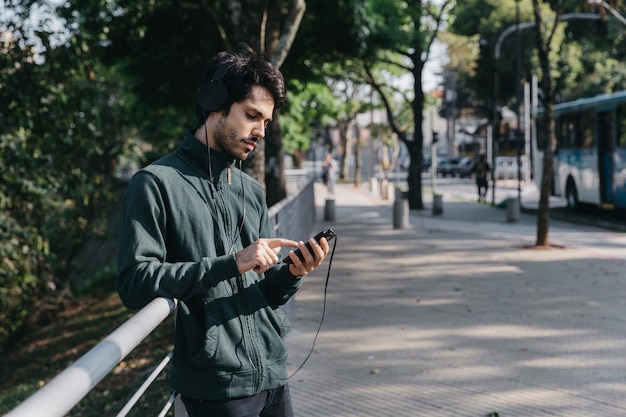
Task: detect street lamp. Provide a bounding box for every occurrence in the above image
[515,0,523,203]
[587,0,626,26]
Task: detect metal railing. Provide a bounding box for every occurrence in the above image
[6,175,316,417]
[270,174,316,242]
[5,297,178,417]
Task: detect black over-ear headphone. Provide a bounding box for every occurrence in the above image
[197,62,234,114]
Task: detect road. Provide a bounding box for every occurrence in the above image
[422,173,626,232]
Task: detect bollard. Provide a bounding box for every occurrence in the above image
[324,198,336,221]
[432,193,443,215]
[380,179,389,200]
[370,177,380,197]
[393,188,409,229]
[506,197,520,222]
[387,182,395,201]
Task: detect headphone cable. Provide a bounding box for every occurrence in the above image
[284,235,337,380]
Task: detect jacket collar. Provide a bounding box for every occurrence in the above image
[179,129,237,177]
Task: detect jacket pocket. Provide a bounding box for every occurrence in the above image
[190,298,220,366]
[268,306,290,338]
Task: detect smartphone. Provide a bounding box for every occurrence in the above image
[283,228,336,264]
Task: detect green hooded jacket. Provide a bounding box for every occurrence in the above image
[116,130,305,400]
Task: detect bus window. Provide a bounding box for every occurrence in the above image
[537,117,549,150]
[558,111,595,149]
[581,110,595,149]
[558,115,577,149]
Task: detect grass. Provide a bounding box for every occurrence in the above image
[0,278,176,417]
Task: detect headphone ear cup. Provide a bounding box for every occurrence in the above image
[197,80,229,114]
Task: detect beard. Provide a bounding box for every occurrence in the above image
[213,115,257,160]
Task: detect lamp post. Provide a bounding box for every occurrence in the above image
[515,0,523,203]
[588,0,626,26]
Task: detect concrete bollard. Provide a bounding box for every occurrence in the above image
[506,197,520,222]
[432,193,443,215]
[370,177,380,197]
[324,198,336,221]
[393,188,409,229]
[386,181,395,201]
[380,179,389,200]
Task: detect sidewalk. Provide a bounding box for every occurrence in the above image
[285,181,626,417]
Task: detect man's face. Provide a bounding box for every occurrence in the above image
[212,85,275,160]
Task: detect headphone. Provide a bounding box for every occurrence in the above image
[197,62,234,115]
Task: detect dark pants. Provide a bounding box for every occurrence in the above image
[181,385,294,417]
[476,178,488,200]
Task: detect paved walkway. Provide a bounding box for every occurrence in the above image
[285,181,626,417]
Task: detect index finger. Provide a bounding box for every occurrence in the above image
[266,238,298,249]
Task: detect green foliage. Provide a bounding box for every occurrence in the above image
[281,81,340,154]
[58,0,228,157]
[283,0,378,79]
[446,0,626,118]
[0,211,52,344]
[0,2,129,345]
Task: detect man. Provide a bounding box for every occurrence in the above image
[471,154,491,202]
[116,47,330,417]
[321,153,338,195]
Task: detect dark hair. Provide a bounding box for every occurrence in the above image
[195,45,285,123]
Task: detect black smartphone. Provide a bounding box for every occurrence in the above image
[283,228,336,264]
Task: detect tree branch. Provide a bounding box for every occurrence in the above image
[420,0,456,63]
[179,0,231,48]
[365,65,410,144]
[267,0,306,68]
[545,1,565,47]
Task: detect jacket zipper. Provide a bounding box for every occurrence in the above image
[237,275,263,390]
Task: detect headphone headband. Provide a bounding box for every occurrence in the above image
[211,62,233,83]
[197,62,234,115]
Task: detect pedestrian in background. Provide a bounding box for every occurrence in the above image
[471,154,491,202]
[321,153,338,195]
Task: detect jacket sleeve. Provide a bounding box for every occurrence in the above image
[115,171,240,310]
[256,205,306,306]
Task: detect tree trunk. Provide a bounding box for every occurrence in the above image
[265,114,287,207]
[338,119,352,180]
[409,54,425,210]
[531,0,558,247]
[263,0,305,206]
[406,139,424,210]
[230,0,305,207]
[536,130,553,246]
[353,122,362,187]
[291,150,304,169]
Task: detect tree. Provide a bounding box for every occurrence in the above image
[530,0,561,246]
[363,0,456,210]
[315,62,372,186]
[1,1,129,344]
[224,0,306,207]
[61,0,306,207]
[530,0,623,246]
[280,80,344,169]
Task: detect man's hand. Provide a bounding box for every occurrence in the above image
[235,238,297,274]
[286,237,330,276]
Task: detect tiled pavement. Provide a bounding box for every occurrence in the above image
[285,181,626,417]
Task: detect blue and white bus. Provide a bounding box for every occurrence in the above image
[535,90,626,210]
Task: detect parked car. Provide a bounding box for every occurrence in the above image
[454,156,475,178]
[495,156,526,180]
[437,157,460,177]
[422,157,432,172]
